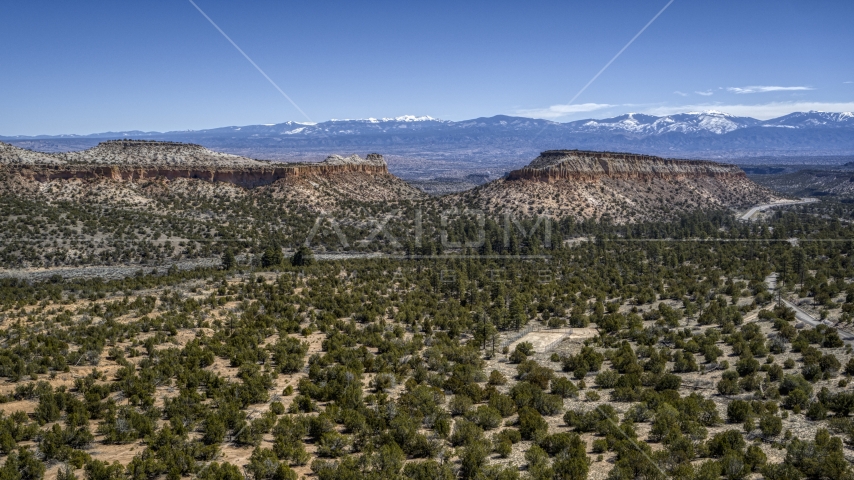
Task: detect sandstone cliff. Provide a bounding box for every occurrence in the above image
[449,150,781,222]
[0,140,393,189]
[0,141,425,209]
[507,150,744,182]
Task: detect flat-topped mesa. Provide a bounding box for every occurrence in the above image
[59,140,266,168]
[1,141,391,188]
[507,150,746,182]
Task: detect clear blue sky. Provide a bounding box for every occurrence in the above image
[2,0,852,135]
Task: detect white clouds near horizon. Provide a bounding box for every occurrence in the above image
[727,85,813,94]
[515,102,614,119]
[517,101,854,121]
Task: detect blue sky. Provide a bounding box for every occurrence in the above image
[1,0,852,135]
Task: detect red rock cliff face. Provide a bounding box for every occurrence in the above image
[506,150,746,182]
[0,141,393,189]
[9,163,390,189]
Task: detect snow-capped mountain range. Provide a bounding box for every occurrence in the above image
[562,110,854,135]
[7,110,851,140]
[4,111,854,161]
[565,111,759,135]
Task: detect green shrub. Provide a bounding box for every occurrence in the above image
[488,393,517,417]
[466,406,502,430]
[518,407,548,441]
[551,377,579,398]
[727,400,751,423]
[593,370,619,388]
[759,415,782,437]
[488,370,507,385]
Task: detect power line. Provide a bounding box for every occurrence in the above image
[187,0,313,123]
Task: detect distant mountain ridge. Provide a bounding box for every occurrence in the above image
[6,110,852,140]
[563,111,760,135]
[5,111,854,175]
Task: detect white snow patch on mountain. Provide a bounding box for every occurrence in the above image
[575,111,751,135]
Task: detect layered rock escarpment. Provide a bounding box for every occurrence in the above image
[506,150,745,182]
[450,149,780,222]
[0,141,391,189]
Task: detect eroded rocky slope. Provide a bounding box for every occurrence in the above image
[511,150,744,181]
[450,150,781,222]
[0,140,425,206]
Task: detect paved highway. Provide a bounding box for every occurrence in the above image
[740,198,818,221]
[765,273,854,346]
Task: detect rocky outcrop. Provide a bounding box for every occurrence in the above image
[1,141,391,189]
[9,164,389,189]
[450,149,780,222]
[507,150,745,182]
